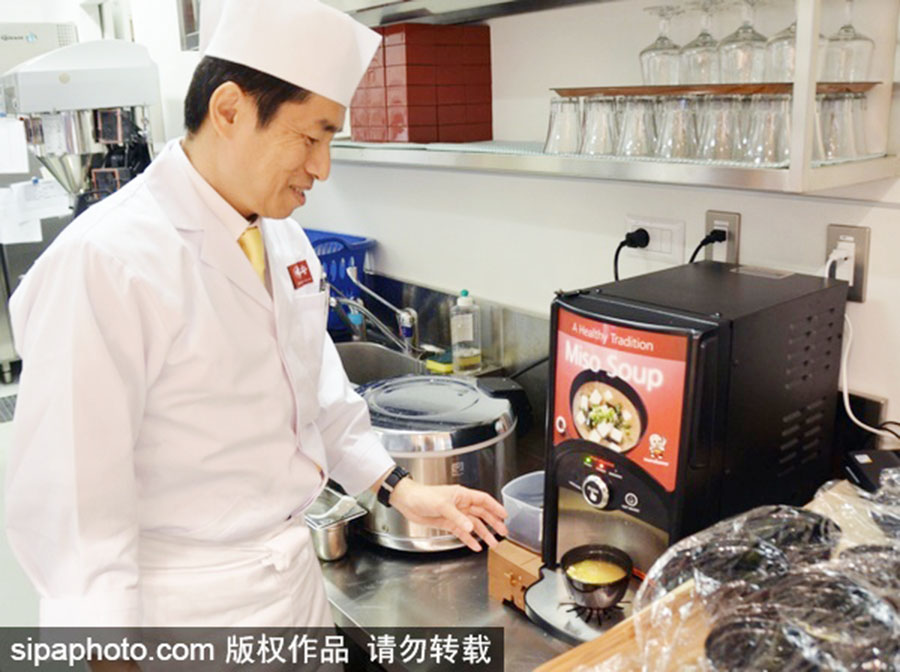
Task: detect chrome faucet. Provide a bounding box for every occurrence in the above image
[330,296,416,354]
[344,267,420,354]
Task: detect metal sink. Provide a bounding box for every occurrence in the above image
[335,341,424,385]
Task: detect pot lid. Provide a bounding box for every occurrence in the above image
[357,375,515,453]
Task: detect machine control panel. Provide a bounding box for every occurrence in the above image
[554,441,670,531]
[582,474,610,509]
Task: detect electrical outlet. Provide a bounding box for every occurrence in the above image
[826,224,870,302]
[625,215,685,264]
[704,210,741,264]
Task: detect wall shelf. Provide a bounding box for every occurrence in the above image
[552,82,881,98]
[331,140,899,194]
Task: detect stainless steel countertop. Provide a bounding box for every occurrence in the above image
[320,535,570,671]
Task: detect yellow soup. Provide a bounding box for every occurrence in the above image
[566,559,627,585]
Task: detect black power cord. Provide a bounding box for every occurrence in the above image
[689,228,728,263]
[613,228,651,281]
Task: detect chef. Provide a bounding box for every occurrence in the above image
[5,0,507,629]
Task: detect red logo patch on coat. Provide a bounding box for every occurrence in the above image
[288,260,313,290]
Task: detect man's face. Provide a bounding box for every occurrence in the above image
[229,93,345,220]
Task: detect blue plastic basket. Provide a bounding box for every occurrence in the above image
[305,228,376,329]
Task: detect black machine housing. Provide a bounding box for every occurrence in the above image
[543,262,848,569]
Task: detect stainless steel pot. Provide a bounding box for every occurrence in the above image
[305,487,367,561]
[355,375,517,552]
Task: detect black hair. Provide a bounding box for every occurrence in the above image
[183,56,311,134]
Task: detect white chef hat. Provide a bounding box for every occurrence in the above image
[201,0,380,108]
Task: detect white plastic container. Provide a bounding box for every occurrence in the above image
[450,289,482,373]
[501,471,544,553]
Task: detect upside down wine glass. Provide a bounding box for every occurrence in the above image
[640,5,683,85]
[765,21,828,83]
[823,0,874,82]
[718,0,767,83]
[681,0,723,84]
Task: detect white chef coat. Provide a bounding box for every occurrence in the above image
[4,139,394,626]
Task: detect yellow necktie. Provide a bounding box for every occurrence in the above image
[238,225,266,284]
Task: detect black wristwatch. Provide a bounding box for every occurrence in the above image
[377,466,411,508]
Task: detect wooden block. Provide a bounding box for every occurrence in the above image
[488,540,543,612]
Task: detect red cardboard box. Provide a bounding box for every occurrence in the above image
[465,104,492,124]
[388,105,437,127]
[463,26,490,45]
[465,84,491,103]
[385,43,436,66]
[463,44,491,65]
[437,105,467,126]
[368,107,387,127]
[386,64,436,87]
[362,67,385,89]
[364,87,386,107]
[387,85,437,107]
[438,124,469,142]
[436,45,465,65]
[383,23,436,46]
[465,65,491,85]
[351,22,491,144]
[437,86,466,105]
[389,125,439,143]
[436,66,467,86]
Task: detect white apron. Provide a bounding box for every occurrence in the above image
[139,519,332,627]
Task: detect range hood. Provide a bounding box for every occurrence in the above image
[330,0,604,26]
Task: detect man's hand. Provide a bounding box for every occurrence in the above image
[387,478,508,552]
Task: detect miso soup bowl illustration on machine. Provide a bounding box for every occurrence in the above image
[568,369,648,454]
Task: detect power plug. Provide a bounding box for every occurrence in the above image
[834,240,855,286]
[825,224,870,302]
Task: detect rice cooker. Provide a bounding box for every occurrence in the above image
[355,375,517,551]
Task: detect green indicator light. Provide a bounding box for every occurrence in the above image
[583,456,592,466]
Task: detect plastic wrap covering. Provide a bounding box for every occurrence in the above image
[624,468,900,671]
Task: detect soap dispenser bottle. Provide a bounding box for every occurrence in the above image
[451,289,482,374]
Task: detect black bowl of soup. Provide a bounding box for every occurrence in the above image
[561,544,633,609]
[569,370,648,454]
